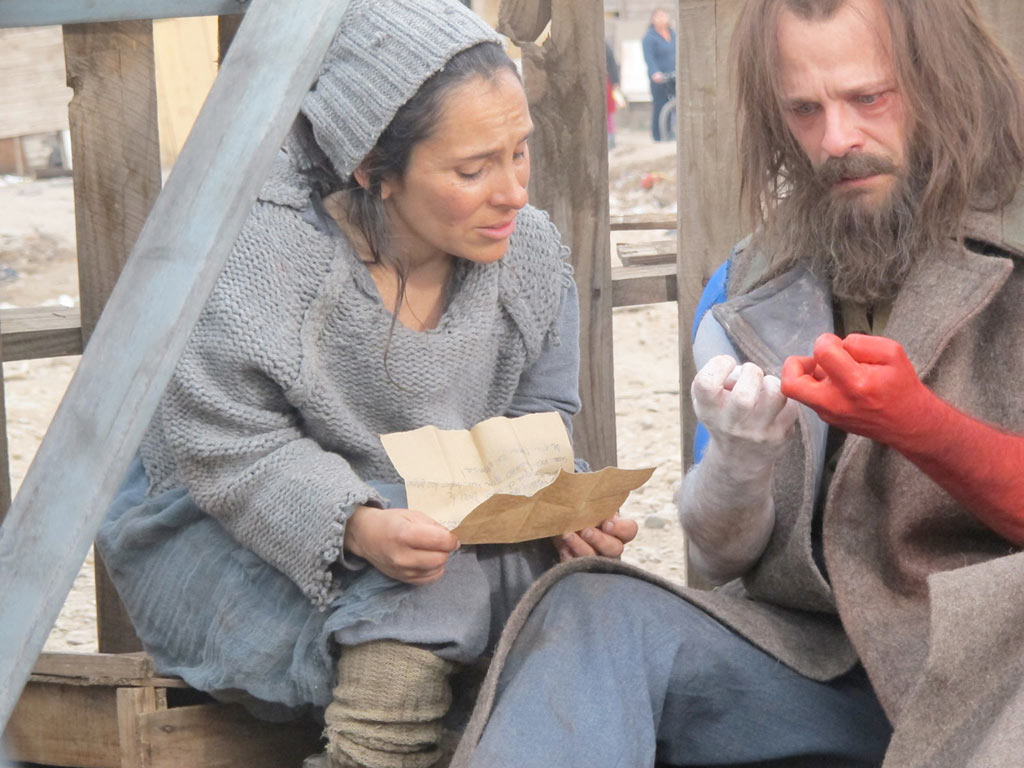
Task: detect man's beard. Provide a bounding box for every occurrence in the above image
[763,152,923,304]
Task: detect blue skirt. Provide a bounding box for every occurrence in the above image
[96,457,556,721]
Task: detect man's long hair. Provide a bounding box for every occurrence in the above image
[733,0,1024,247]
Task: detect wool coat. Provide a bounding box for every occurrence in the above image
[452,198,1024,768]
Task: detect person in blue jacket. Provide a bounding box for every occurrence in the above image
[642,8,676,141]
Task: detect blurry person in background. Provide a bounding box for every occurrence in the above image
[642,7,676,142]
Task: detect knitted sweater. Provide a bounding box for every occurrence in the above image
[139,155,578,607]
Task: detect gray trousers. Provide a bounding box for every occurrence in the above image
[467,572,891,767]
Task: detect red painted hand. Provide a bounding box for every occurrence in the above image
[782,333,1024,545]
[780,333,934,449]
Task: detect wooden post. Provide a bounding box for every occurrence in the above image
[675,0,745,587]
[64,19,162,653]
[117,686,161,768]
[13,137,27,177]
[65,20,162,345]
[498,0,617,470]
[675,0,744,474]
[218,13,243,59]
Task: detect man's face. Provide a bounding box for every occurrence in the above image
[777,0,909,211]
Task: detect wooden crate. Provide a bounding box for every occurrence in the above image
[4,652,322,768]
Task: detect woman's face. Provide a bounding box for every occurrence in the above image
[379,69,533,267]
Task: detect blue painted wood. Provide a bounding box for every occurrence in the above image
[0,1,247,27]
[0,0,353,728]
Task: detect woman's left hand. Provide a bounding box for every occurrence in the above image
[551,516,639,562]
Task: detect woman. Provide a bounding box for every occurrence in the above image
[96,2,636,767]
[642,8,676,141]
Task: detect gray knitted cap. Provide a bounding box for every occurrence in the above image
[301,0,503,180]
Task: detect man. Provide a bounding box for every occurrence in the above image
[451,1,1024,766]
[642,7,676,141]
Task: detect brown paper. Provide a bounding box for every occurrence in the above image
[452,466,656,544]
[380,413,655,544]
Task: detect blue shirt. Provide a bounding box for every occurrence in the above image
[642,24,676,80]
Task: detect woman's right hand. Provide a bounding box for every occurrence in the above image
[344,506,460,585]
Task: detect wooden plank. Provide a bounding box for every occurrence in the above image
[154,18,219,170]
[118,686,161,768]
[0,0,354,729]
[0,1,247,28]
[31,651,154,683]
[676,0,745,589]
[139,702,321,768]
[64,19,162,655]
[500,0,617,470]
[0,27,71,140]
[65,21,162,346]
[676,0,742,477]
[30,671,188,689]
[609,212,677,231]
[218,14,244,61]
[4,681,121,768]
[611,263,677,307]
[0,305,82,361]
[616,239,675,266]
[30,651,187,689]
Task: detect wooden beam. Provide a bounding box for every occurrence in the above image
[137,702,322,768]
[677,0,738,480]
[609,212,677,231]
[0,306,83,362]
[29,650,187,691]
[0,268,689,358]
[64,18,163,655]
[499,0,617,469]
[616,239,676,266]
[611,263,677,307]
[5,682,121,768]
[30,651,156,685]
[676,0,745,589]
[0,1,248,28]
[65,21,162,347]
[218,14,244,61]
[118,686,162,768]
[0,0,353,730]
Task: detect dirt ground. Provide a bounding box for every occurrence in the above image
[1,127,687,653]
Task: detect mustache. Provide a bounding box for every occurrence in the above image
[815,153,900,186]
